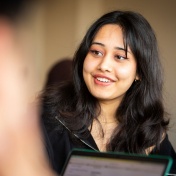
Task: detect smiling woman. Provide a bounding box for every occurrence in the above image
[41,10,176,175]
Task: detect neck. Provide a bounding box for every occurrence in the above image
[98,100,120,123]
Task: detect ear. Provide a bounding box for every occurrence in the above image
[135,74,140,81]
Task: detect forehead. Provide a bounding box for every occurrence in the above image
[92,24,124,44]
[96,24,123,35]
[92,24,129,50]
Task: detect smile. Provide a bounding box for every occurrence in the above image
[96,77,111,83]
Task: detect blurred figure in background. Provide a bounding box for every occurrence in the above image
[45,58,72,89]
[0,0,56,175]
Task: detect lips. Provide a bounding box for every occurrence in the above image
[96,77,110,83]
[93,74,114,85]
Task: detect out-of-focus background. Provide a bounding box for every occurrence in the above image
[2,0,176,149]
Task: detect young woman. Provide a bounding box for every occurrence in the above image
[42,10,176,174]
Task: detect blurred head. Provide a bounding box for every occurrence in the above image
[45,59,72,88]
[0,0,37,23]
[73,10,162,103]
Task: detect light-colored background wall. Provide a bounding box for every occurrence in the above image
[28,0,176,149]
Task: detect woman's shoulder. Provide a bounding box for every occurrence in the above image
[41,81,76,132]
[159,134,176,157]
[153,133,176,174]
[41,119,72,174]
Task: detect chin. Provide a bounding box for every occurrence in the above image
[94,95,111,101]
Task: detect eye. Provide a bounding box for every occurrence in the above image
[90,50,103,57]
[115,55,127,60]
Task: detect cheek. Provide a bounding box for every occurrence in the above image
[83,56,95,73]
[83,57,90,82]
[115,64,137,80]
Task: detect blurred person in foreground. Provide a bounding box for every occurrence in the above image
[0,1,56,176]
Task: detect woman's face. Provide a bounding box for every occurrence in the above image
[83,24,139,105]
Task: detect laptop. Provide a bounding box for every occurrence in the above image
[61,149,173,176]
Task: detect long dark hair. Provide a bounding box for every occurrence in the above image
[43,10,169,153]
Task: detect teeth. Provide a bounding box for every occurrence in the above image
[97,77,110,83]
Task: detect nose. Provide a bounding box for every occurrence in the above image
[98,55,113,72]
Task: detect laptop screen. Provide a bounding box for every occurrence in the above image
[61,149,173,176]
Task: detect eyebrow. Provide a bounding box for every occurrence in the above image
[91,42,130,54]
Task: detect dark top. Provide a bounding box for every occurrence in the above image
[42,119,176,175]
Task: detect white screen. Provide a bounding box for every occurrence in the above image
[63,155,166,176]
